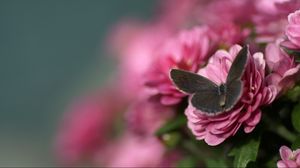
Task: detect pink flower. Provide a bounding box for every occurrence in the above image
[126,99,175,135]
[253,0,300,43]
[286,9,300,48]
[99,133,180,167]
[55,90,123,166]
[265,41,300,94]
[185,45,277,146]
[198,0,255,25]
[145,26,213,105]
[108,20,173,100]
[254,0,299,20]
[209,22,250,47]
[157,0,199,28]
[275,0,300,15]
[277,146,300,168]
[254,19,288,43]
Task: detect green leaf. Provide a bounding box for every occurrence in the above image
[228,134,260,168]
[292,135,300,150]
[204,158,228,168]
[286,86,300,102]
[292,104,300,133]
[155,115,186,136]
[176,157,197,168]
[282,46,300,57]
[161,132,181,148]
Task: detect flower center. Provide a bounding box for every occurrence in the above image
[289,152,296,161]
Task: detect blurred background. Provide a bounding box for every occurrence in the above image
[0,0,156,166]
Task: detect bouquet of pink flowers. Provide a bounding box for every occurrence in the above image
[55,0,300,167]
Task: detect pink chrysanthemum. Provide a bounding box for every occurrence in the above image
[286,9,300,48]
[126,99,175,135]
[209,22,250,47]
[55,90,123,166]
[108,20,173,100]
[145,26,213,105]
[198,0,255,25]
[253,0,300,43]
[265,41,300,94]
[185,45,277,146]
[98,133,181,167]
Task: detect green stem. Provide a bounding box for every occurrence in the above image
[264,115,296,142]
[275,125,296,143]
[182,140,204,159]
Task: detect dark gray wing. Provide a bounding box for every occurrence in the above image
[191,89,224,115]
[170,69,218,94]
[224,80,243,111]
[226,45,249,83]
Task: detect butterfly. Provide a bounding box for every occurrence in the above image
[169,45,249,115]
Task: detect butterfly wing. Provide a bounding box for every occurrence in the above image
[170,69,218,94]
[226,45,249,83]
[170,69,224,114]
[224,80,243,111]
[223,45,248,110]
[191,89,224,115]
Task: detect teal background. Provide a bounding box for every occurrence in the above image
[0,0,155,166]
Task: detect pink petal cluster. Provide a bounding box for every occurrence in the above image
[126,99,175,135]
[93,98,179,167]
[253,0,300,43]
[265,41,300,93]
[108,21,173,100]
[254,19,288,44]
[286,9,300,48]
[157,0,199,28]
[275,0,300,15]
[185,45,277,146]
[277,146,300,168]
[104,134,165,167]
[254,0,299,21]
[144,26,213,105]
[55,89,123,166]
[113,27,168,98]
[209,22,250,47]
[99,133,180,167]
[56,94,112,165]
[198,0,255,25]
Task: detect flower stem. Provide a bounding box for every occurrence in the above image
[264,115,296,142]
[274,125,296,143]
[182,140,203,158]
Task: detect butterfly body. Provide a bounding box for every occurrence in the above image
[170,46,249,116]
[218,84,227,107]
